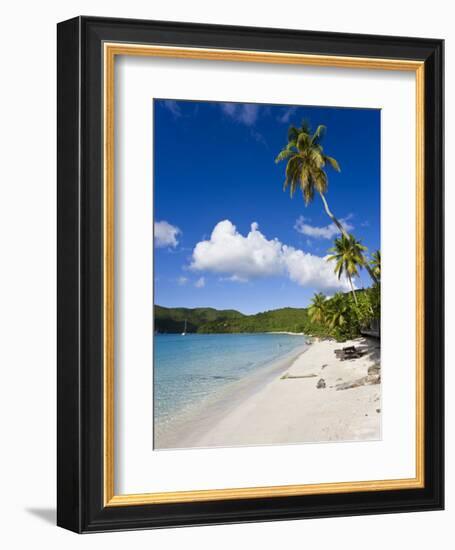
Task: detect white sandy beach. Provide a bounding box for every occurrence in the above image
[157,337,381,449]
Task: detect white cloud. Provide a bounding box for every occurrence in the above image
[194,277,206,288]
[282,247,351,292]
[191,220,283,280]
[177,276,188,286]
[223,274,249,283]
[294,215,354,240]
[190,220,351,292]
[161,99,182,118]
[277,106,297,123]
[251,130,267,146]
[220,103,260,126]
[154,220,181,248]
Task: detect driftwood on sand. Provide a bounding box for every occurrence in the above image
[281,373,317,380]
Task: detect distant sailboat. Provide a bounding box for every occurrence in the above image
[181,319,187,336]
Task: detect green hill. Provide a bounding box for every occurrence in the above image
[154,305,245,333]
[154,305,308,334]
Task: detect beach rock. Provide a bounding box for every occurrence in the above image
[368,364,381,376]
[316,378,326,389]
[336,373,381,391]
[336,379,363,390]
[370,374,381,385]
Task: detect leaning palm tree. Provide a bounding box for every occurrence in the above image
[275,122,378,284]
[275,122,345,235]
[327,234,367,306]
[308,292,327,325]
[370,250,381,281]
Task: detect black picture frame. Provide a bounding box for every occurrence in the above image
[57,16,444,533]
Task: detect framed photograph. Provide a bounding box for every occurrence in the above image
[57,16,444,533]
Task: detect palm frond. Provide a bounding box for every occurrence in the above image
[287,126,299,143]
[296,131,311,153]
[275,148,296,163]
[284,157,302,197]
[303,181,315,205]
[313,169,328,194]
[311,124,326,144]
[299,164,310,196]
[310,148,325,168]
[324,155,341,172]
[335,259,344,279]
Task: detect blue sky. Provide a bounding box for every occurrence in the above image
[154,99,380,314]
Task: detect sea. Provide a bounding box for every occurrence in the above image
[154,333,308,445]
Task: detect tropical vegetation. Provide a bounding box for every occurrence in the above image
[304,283,380,341]
[274,120,381,339]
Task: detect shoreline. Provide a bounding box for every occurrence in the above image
[265,331,306,336]
[155,336,381,450]
[156,331,308,335]
[154,340,309,449]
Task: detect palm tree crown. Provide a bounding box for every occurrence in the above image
[327,234,367,305]
[275,122,340,205]
[370,250,381,281]
[327,293,349,329]
[308,292,327,324]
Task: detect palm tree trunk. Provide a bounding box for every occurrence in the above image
[364,262,379,285]
[319,191,378,284]
[318,192,349,238]
[348,275,358,306]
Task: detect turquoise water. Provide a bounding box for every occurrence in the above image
[154,333,307,436]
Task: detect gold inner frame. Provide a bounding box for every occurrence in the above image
[103,43,425,507]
